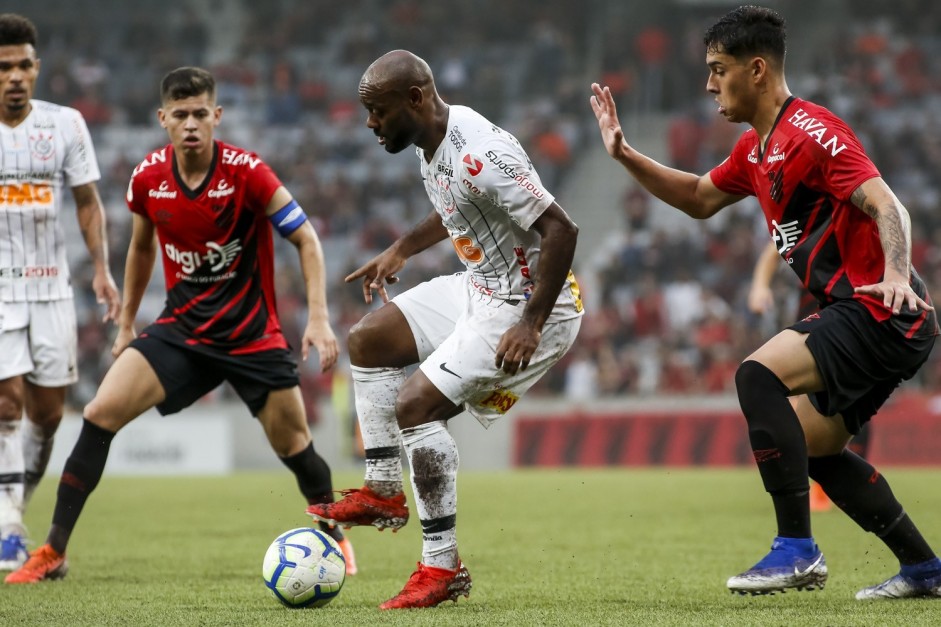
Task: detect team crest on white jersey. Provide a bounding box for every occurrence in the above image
[30,133,54,161]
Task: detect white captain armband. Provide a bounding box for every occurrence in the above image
[269,199,308,237]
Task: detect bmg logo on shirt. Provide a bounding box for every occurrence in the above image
[165,240,242,275]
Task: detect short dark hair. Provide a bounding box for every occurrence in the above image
[160,67,215,104]
[704,5,786,63]
[0,13,38,48]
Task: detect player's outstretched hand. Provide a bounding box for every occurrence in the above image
[590,83,629,160]
[345,249,407,304]
[855,279,934,315]
[94,271,122,323]
[495,321,541,375]
[303,317,339,372]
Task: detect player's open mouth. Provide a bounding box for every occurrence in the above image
[377,136,386,145]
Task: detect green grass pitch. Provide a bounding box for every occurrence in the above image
[2,467,940,626]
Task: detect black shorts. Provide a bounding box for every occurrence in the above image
[129,332,299,417]
[790,299,935,434]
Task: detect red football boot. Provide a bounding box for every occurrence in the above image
[380,562,472,610]
[306,486,409,531]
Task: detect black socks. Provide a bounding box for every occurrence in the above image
[735,360,810,538]
[280,442,343,542]
[49,419,116,553]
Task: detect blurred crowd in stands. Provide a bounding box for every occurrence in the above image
[26,0,941,415]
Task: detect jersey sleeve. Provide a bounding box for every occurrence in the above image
[461,138,555,231]
[62,108,101,187]
[244,155,283,212]
[125,171,147,216]
[708,134,754,196]
[809,116,881,201]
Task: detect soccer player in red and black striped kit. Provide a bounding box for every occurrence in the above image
[749,240,872,513]
[592,5,941,599]
[5,66,356,583]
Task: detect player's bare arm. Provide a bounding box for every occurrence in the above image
[495,203,577,375]
[850,177,932,314]
[270,187,339,372]
[590,83,741,219]
[112,214,157,357]
[748,241,781,315]
[73,181,121,322]
[345,209,449,304]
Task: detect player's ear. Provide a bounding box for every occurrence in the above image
[750,57,766,81]
[408,85,424,109]
[157,108,167,128]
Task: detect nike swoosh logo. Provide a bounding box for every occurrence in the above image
[439,362,462,378]
[795,553,824,577]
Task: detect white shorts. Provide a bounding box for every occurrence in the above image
[393,273,581,428]
[0,300,78,386]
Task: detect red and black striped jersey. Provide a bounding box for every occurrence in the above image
[711,96,937,339]
[126,140,288,353]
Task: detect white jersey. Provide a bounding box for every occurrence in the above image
[419,105,583,322]
[0,99,100,302]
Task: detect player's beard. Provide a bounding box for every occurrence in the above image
[4,98,28,113]
[383,133,410,154]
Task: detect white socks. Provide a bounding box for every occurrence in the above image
[401,420,459,569]
[352,366,406,494]
[21,417,53,506]
[0,420,24,536]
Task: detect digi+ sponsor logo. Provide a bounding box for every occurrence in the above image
[164,239,242,275]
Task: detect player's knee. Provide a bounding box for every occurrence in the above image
[82,396,123,432]
[349,308,418,368]
[735,360,788,417]
[0,391,24,422]
[25,406,64,428]
[348,315,383,366]
[394,386,423,430]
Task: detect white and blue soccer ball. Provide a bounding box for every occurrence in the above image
[262,527,346,608]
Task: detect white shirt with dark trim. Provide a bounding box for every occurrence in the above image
[418,105,582,322]
[0,99,100,302]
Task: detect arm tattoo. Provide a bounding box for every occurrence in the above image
[851,187,910,277]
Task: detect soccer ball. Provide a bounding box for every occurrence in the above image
[262,527,346,608]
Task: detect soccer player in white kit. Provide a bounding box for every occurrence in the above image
[307,50,584,609]
[0,14,120,569]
